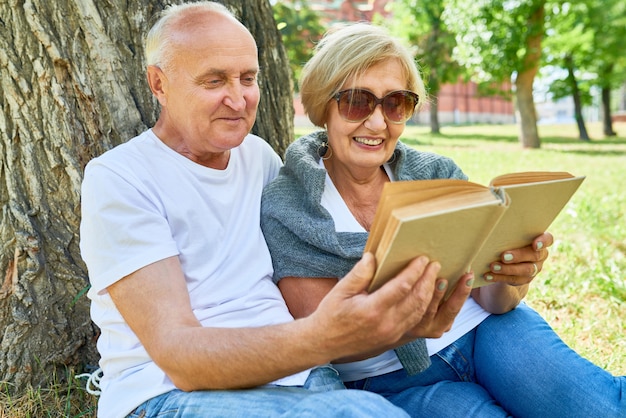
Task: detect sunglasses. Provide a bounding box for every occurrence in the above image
[333,89,419,124]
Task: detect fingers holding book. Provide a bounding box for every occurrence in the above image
[483,232,553,285]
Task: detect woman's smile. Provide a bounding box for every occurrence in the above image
[353,136,384,146]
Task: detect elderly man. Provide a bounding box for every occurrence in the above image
[79,2,470,417]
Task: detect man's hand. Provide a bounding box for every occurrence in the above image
[308,253,470,362]
[404,272,474,340]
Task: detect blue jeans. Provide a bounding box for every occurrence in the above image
[345,303,625,417]
[127,366,409,417]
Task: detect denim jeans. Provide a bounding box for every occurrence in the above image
[127,366,409,417]
[345,303,625,418]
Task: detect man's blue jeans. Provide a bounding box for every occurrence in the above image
[127,366,409,417]
[345,303,625,417]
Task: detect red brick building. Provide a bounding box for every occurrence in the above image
[417,81,515,125]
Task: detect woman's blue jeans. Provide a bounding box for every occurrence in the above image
[345,303,625,417]
[127,366,409,417]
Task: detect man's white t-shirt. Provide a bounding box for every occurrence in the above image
[80,130,308,418]
[319,160,491,382]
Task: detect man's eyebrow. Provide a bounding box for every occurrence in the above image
[194,69,226,83]
[194,67,259,82]
[241,67,260,75]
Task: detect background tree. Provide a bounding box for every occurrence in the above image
[543,0,626,140]
[586,0,626,137]
[446,0,546,148]
[273,0,324,93]
[543,2,594,141]
[385,0,462,134]
[0,0,291,395]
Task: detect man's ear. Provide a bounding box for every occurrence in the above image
[146,65,168,107]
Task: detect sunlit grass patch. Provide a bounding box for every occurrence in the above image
[0,367,97,418]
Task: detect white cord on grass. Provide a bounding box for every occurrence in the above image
[75,367,103,395]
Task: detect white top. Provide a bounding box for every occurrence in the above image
[80,130,309,418]
[319,159,491,382]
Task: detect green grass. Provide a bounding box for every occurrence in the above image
[3,122,624,417]
[0,367,97,417]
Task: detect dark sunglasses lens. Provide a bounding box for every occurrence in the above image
[338,90,375,122]
[383,92,417,122]
[337,90,418,123]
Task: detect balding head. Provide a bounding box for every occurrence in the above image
[145,1,254,72]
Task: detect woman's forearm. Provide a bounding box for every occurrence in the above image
[471,283,528,314]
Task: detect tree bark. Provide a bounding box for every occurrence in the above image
[564,55,590,141]
[515,1,544,149]
[426,39,442,134]
[429,96,441,134]
[601,86,616,137]
[428,62,441,135]
[0,0,292,394]
[426,21,442,134]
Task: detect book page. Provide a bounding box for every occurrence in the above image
[489,171,574,187]
[471,175,585,287]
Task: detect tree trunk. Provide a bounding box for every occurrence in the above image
[429,99,441,134]
[428,74,441,134]
[425,21,442,135]
[564,55,590,141]
[602,86,616,137]
[515,75,540,148]
[515,1,544,149]
[0,0,292,394]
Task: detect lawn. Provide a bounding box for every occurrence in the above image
[3,122,624,417]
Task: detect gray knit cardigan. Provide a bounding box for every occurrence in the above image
[260,130,467,375]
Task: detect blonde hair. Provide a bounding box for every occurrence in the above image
[300,23,426,127]
[145,1,238,71]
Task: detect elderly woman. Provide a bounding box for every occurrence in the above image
[261,23,625,417]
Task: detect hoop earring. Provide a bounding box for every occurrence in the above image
[317,141,333,160]
[386,151,397,165]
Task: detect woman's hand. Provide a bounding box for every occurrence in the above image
[472,232,553,314]
[484,232,553,286]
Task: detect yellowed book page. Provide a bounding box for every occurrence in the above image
[471,175,585,287]
[369,196,509,293]
[489,171,574,187]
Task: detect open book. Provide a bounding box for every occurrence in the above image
[364,171,585,296]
